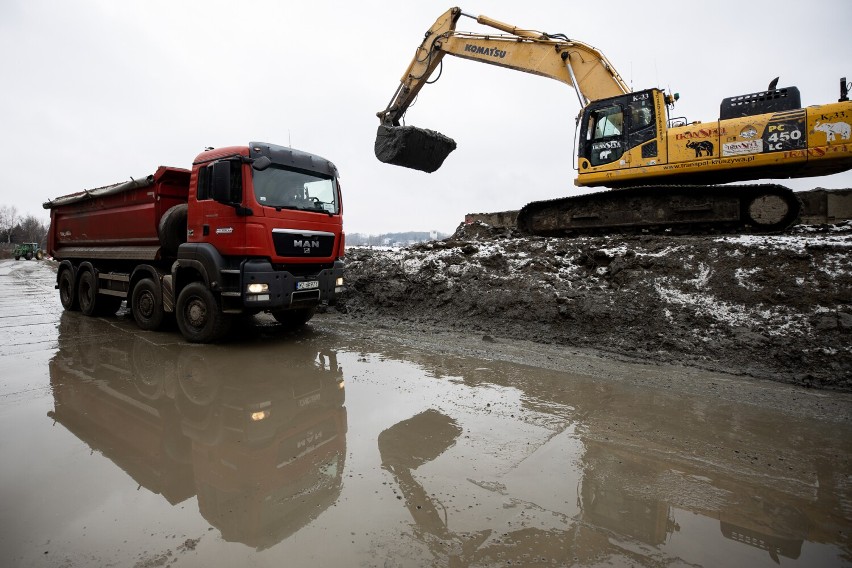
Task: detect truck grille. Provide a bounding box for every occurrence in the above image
[272,229,335,258]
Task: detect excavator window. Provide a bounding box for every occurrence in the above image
[630,103,653,130]
[591,106,623,138]
[626,94,658,153]
[587,105,625,166]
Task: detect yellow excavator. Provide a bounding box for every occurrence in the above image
[375,7,852,234]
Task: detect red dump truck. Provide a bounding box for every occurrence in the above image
[43,142,345,343]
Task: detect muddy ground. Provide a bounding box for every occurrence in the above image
[337,221,852,392]
[2,259,851,567]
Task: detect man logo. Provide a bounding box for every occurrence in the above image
[294,239,320,248]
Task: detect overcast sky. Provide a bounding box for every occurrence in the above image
[2,0,850,234]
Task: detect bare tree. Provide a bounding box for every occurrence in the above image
[0,205,19,243]
[16,215,50,245]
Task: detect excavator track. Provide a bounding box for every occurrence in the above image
[516,184,802,236]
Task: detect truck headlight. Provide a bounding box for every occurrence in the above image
[250,410,269,421]
[335,277,344,287]
[247,283,269,294]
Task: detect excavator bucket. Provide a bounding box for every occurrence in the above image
[374,124,457,173]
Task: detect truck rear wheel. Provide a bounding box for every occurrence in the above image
[131,278,165,331]
[78,270,122,316]
[176,282,232,343]
[58,269,79,311]
[272,307,316,330]
[78,271,99,316]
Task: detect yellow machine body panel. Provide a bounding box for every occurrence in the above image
[576,91,852,188]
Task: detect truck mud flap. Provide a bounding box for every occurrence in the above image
[374,124,456,173]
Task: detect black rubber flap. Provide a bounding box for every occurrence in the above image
[374,125,457,173]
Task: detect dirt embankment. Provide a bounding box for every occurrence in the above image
[337,222,852,391]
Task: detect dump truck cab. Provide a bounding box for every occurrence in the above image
[176,143,344,336]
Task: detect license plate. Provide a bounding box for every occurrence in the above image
[297,280,319,290]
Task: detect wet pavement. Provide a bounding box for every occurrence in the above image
[0,259,850,567]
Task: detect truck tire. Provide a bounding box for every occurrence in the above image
[58,269,79,311]
[78,271,99,316]
[25,252,32,260]
[14,255,20,261]
[78,270,122,316]
[272,307,316,330]
[36,250,43,260]
[176,282,232,343]
[131,278,165,331]
[158,204,188,256]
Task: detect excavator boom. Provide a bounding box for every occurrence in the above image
[375,7,629,172]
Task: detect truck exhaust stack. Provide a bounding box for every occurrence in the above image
[374,124,456,173]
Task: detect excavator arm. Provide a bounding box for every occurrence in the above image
[375,7,630,172]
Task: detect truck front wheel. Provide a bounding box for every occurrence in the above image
[176,282,231,343]
[58,269,79,311]
[132,278,164,331]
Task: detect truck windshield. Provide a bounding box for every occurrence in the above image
[252,165,339,214]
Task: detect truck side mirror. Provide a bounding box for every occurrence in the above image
[211,161,232,202]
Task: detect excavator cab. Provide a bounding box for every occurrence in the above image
[577,89,661,175]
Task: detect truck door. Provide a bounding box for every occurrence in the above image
[192,160,246,255]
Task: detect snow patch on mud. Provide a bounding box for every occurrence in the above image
[342,223,852,390]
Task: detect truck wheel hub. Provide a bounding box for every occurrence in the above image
[187,300,207,326]
[138,294,154,317]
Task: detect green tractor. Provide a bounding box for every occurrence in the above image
[14,242,44,261]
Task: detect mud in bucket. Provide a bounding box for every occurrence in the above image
[374,125,457,173]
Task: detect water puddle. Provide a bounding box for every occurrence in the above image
[0,277,849,566]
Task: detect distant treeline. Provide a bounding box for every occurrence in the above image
[347,231,449,247]
[0,205,49,245]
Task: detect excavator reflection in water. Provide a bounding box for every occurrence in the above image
[376,365,838,565]
[47,312,346,550]
[379,410,808,565]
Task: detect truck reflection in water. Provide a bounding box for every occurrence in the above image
[47,312,347,550]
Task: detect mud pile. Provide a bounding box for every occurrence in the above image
[338,222,852,390]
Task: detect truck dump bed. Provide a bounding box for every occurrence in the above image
[43,166,190,261]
